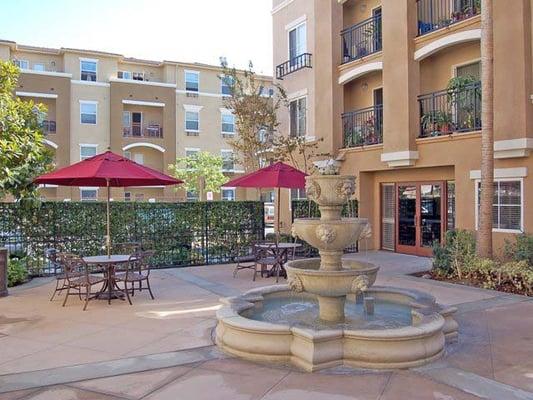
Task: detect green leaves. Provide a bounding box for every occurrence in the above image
[0,61,54,200]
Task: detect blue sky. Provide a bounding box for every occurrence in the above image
[0,0,273,75]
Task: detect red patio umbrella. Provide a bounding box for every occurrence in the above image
[34,151,183,256]
[223,162,307,237]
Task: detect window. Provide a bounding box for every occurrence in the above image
[80,145,97,161]
[186,191,198,202]
[133,153,144,165]
[291,188,307,200]
[135,193,144,202]
[80,60,97,81]
[221,150,234,172]
[289,97,306,137]
[80,101,97,124]
[123,151,132,160]
[447,181,456,231]
[185,111,199,131]
[259,86,274,97]
[124,192,132,202]
[222,188,236,201]
[221,75,234,96]
[13,59,29,69]
[118,71,132,80]
[132,72,145,81]
[456,61,481,80]
[80,188,98,201]
[476,180,522,232]
[185,71,199,92]
[185,148,199,169]
[289,22,306,61]
[33,63,45,71]
[122,111,131,134]
[221,113,235,134]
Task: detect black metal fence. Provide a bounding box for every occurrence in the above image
[342,105,383,148]
[341,14,382,63]
[417,0,480,36]
[276,53,312,80]
[418,81,481,138]
[0,201,264,276]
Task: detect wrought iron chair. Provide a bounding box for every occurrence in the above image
[46,248,67,301]
[231,239,257,278]
[61,254,105,311]
[116,251,155,304]
[254,241,284,282]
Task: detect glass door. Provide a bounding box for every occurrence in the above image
[397,185,418,254]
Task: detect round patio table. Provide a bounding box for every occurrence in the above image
[256,243,302,279]
[83,255,132,303]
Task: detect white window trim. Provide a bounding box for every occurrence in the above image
[184,107,201,132]
[79,58,98,80]
[286,20,307,60]
[184,70,200,92]
[289,95,308,138]
[452,58,481,78]
[221,149,235,172]
[474,178,524,234]
[220,74,233,97]
[183,104,203,112]
[33,63,46,71]
[80,187,99,201]
[285,15,307,31]
[79,100,98,125]
[79,144,98,161]
[221,187,236,201]
[220,108,236,135]
[14,59,29,68]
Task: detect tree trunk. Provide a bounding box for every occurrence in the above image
[477,0,494,258]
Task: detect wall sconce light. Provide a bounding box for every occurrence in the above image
[360,3,367,13]
[361,82,369,91]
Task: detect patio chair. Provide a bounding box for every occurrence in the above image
[46,248,67,301]
[288,238,312,261]
[232,240,257,278]
[116,251,155,304]
[61,254,105,311]
[254,241,283,282]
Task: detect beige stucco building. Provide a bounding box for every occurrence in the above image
[273,0,532,255]
[0,40,272,202]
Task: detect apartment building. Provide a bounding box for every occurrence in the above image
[273,0,532,255]
[0,40,272,202]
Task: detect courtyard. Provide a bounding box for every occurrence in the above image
[1,252,533,400]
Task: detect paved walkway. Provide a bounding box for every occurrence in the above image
[1,252,533,399]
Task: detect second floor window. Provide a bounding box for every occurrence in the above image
[221,75,234,96]
[221,150,234,172]
[80,145,97,161]
[185,71,199,92]
[80,102,97,124]
[118,71,132,80]
[289,23,306,61]
[80,60,97,81]
[185,111,199,131]
[289,97,306,137]
[13,59,29,69]
[221,113,235,134]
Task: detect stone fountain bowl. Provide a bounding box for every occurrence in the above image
[292,217,368,251]
[305,175,356,206]
[285,258,379,298]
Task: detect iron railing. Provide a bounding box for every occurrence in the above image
[276,53,312,80]
[417,0,480,36]
[341,14,382,64]
[418,81,481,138]
[40,120,56,135]
[123,124,163,138]
[342,105,383,148]
[0,201,265,276]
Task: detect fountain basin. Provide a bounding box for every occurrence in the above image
[292,217,368,253]
[216,285,458,371]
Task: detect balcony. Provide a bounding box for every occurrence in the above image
[275,53,312,80]
[418,81,481,138]
[341,15,382,64]
[40,120,56,135]
[123,123,163,138]
[342,105,383,148]
[417,0,480,36]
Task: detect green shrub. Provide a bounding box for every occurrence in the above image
[504,234,533,265]
[7,257,28,287]
[432,230,476,278]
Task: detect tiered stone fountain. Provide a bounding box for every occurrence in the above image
[216,165,458,371]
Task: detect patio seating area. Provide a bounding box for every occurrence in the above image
[2,251,533,399]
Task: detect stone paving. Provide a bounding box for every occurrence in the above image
[1,251,533,399]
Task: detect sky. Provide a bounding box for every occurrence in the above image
[0,0,274,75]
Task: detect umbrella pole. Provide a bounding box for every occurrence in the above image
[276,187,281,244]
[106,179,111,258]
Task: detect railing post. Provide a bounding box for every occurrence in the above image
[0,248,8,297]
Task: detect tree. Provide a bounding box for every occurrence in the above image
[272,135,328,175]
[168,151,227,201]
[477,0,494,258]
[220,59,287,173]
[0,61,53,200]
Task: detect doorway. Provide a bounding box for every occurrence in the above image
[396,182,444,256]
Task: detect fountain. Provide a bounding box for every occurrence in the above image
[216,161,458,371]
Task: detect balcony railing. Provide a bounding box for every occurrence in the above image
[342,105,383,148]
[40,120,56,135]
[418,81,481,138]
[417,0,480,36]
[341,14,382,64]
[276,53,312,80]
[123,123,163,138]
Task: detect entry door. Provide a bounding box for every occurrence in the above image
[396,182,444,256]
[132,112,142,136]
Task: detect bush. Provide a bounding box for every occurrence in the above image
[7,257,28,287]
[432,230,476,278]
[504,234,533,265]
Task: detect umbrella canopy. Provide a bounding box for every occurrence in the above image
[34,151,182,187]
[34,151,183,256]
[223,162,307,189]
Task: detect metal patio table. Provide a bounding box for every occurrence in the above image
[256,242,302,278]
[83,254,132,302]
